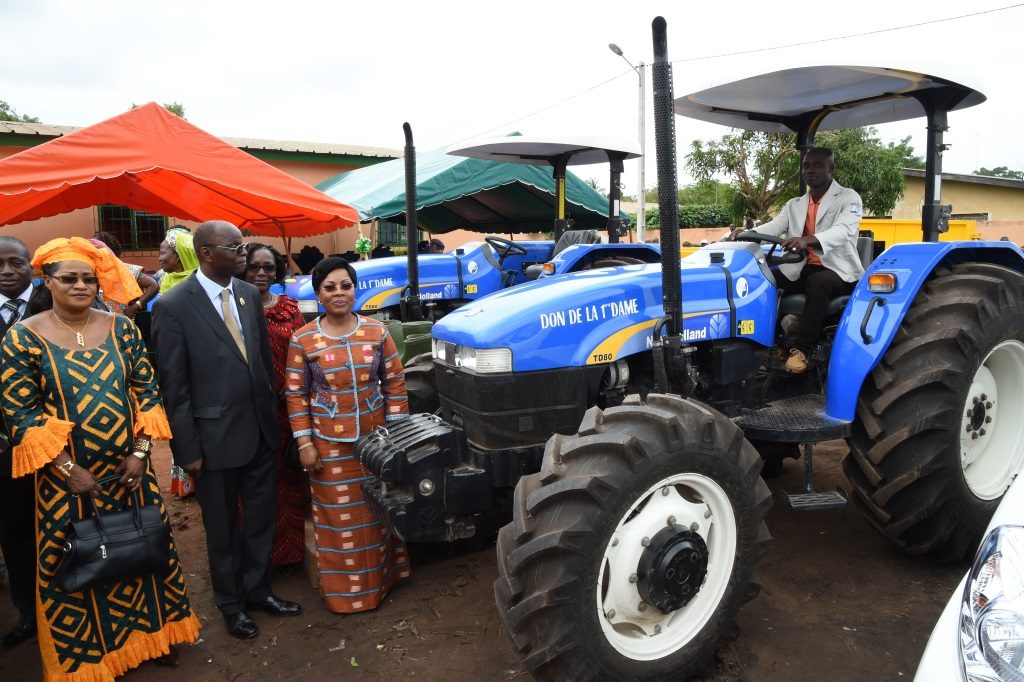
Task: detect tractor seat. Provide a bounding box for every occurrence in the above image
[525,229,602,279]
[778,232,875,317]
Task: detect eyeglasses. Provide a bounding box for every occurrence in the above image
[320,281,354,292]
[211,243,248,256]
[51,274,99,285]
[246,263,277,273]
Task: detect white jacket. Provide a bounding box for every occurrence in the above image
[754,180,865,283]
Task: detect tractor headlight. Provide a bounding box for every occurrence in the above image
[960,525,1024,681]
[432,339,512,373]
[296,299,321,314]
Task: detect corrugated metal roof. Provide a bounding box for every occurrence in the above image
[222,136,399,159]
[0,121,78,136]
[0,121,400,159]
[903,168,1024,190]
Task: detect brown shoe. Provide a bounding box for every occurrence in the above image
[785,349,808,374]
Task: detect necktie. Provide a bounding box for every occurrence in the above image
[220,289,248,362]
[2,298,24,327]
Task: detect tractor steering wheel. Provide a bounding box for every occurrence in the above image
[485,236,528,263]
[734,230,805,266]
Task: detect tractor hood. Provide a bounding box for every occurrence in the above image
[432,243,777,372]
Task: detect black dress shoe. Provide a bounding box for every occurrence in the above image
[246,594,303,617]
[2,620,36,648]
[224,612,258,640]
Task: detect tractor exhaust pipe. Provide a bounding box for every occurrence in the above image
[650,16,686,395]
[652,16,681,334]
[402,122,424,321]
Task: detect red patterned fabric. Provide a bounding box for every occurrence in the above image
[264,294,308,566]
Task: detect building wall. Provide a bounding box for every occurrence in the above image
[889,175,1024,240]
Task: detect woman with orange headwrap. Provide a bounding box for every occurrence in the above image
[1,237,199,679]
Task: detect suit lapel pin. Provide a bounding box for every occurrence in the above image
[239,298,246,307]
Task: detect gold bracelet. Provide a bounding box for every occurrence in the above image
[133,437,152,454]
[297,442,315,451]
[55,460,75,478]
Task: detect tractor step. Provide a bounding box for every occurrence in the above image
[734,394,849,443]
[785,488,848,511]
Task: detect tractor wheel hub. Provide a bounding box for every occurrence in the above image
[636,525,708,613]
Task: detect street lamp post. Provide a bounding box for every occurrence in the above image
[609,43,646,242]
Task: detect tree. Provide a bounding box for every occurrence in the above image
[0,100,40,123]
[975,166,1023,180]
[687,130,795,222]
[686,126,918,219]
[131,101,186,119]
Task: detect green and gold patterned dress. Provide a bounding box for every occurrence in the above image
[1,315,199,681]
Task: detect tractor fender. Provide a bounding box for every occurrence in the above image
[825,240,1024,421]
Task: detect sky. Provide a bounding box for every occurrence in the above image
[2,0,1022,200]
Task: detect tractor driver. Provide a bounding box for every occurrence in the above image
[727,147,864,373]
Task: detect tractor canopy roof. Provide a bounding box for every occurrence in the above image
[674,65,985,133]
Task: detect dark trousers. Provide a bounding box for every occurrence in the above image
[195,443,277,615]
[0,467,35,624]
[777,264,854,354]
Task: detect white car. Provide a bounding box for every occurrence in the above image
[916,476,1024,681]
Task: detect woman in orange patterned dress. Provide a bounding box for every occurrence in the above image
[244,243,307,568]
[285,257,410,613]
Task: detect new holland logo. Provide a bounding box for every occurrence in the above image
[680,327,708,341]
[735,276,749,298]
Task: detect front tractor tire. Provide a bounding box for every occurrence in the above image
[495,394,772,681]
[846,262,1024,559]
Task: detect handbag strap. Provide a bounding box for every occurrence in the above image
[86,473,145,535]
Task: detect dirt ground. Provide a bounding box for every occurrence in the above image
[0,440,966,681]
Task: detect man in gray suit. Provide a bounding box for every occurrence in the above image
[152,221,301,640]
[734,147,864,373]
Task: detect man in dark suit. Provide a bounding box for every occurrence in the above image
[152,221,301,640]
[0,236,40,648]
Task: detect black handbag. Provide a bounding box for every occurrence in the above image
[54,473,172,593]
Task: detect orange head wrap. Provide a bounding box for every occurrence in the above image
[32,236,143,305]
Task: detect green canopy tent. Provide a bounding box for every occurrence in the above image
[316,140,627,234]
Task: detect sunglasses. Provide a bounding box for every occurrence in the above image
[320,281,354,292]
[51,274,99,285]
[211,243,249,256]
[246,263,277,273]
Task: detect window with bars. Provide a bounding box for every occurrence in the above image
[376,220,410,247]
[97,205,167,250]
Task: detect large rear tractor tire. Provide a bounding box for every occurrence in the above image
[495,394,772,681]
[845,263,1024,560]
[404,352,439,415]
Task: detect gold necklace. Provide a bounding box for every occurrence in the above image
[52,310,91,347]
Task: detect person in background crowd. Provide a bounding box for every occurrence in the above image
[2,237,198,677]
[156,227,200,498]
[427,238,445,253]
[243,243,307,570]
[286,257,411,613]
[416,240,430,254]
[158,227,199,295]
[94,231,159,319]
[0,237,42,649]
[153,221,302,641]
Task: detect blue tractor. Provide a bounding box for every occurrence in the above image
[355,18,1022,680]
[284,234,661,320]
[285,135,659,322]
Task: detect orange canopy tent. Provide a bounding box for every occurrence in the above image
[0,102,360,237]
